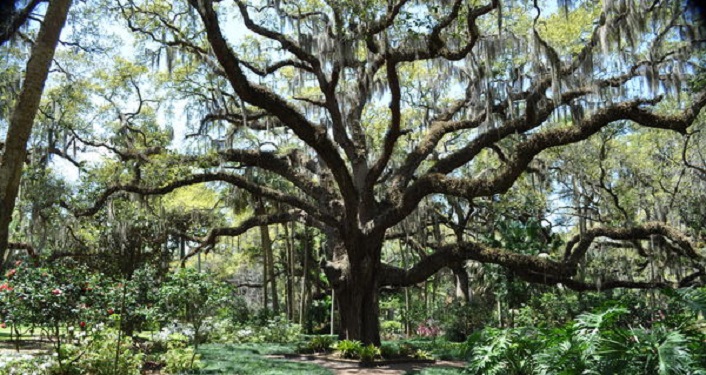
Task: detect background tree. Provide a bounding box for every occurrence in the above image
[0,0,45,46]
[0,0,72,266]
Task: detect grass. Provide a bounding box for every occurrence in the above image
[187,343,333,375]
[0,325,36,340]
[411,368,466,375]
[188,342,466,375]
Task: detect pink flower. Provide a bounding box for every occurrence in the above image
[51,288,62,295]
[5,269,16,278]
[0,283,12,292]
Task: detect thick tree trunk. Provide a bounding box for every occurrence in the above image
[0,0,72,266]
[327,237,383,346]
[335,260,381,345]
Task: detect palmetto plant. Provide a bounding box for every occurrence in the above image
[466,327,539,375]
[466,288,706,375]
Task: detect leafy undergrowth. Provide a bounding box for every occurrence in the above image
[391,338,469,361]
[188,343,333,375]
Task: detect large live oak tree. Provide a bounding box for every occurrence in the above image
[77,0,706,344]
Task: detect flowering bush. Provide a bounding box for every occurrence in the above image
[0,353,58,375]
[416,319,441,338]
[157,268,231,346]
[227,314,302,343]
[0,259,122,372]
[0,260,111,330]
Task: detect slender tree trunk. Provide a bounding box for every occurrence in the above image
[398,239,411,336]
[404,286,410,337]
[257,200,278,312]
[262,227,278,312]
[283,222,294,320]
[330,289,335,335]
[299,226,309,325]
[0,0,72,266]
[262,234,269,310]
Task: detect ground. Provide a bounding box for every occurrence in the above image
[278,355,466,375]
[0,338,468,374]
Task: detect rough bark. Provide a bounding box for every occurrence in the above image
[0,0,72,266]
[325,238,383,346]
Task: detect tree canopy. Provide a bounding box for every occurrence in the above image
[1,0,705,345]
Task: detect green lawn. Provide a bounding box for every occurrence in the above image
[412,369,465,375]
[187,342,467,375]
[188,343,333,375]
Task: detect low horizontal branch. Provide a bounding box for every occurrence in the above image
[564,222,701,265]
[379,241,569,287]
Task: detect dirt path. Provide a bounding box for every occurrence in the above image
[275,355,466,375]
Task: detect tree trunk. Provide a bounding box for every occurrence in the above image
[257,200,278,312]
[260,223,278,312]
[452,263,470,303]
[299,226,309,326]
[327,237,383,346]
[0,0,72,266]
[335,261,381,345]
[283,222,295,320]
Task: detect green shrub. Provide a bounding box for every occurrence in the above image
[306,335,336,353]
[380,342,400,358]
[163,333,203,374]
[465,291,706,375]
[157,268,231,346]
[466,327,539,375]
[336,339,363,359]
[80,327,144,375]
[413,349,434,360]
[260,315,302,343]
[359,344,381,362]
[381,320,403,339]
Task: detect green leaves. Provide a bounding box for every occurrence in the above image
[466,293,706,375]
[335,339,363,359]
[157,267,232,344]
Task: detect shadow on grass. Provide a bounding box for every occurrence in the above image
[405,368,466,375]
[187,343,333,375]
